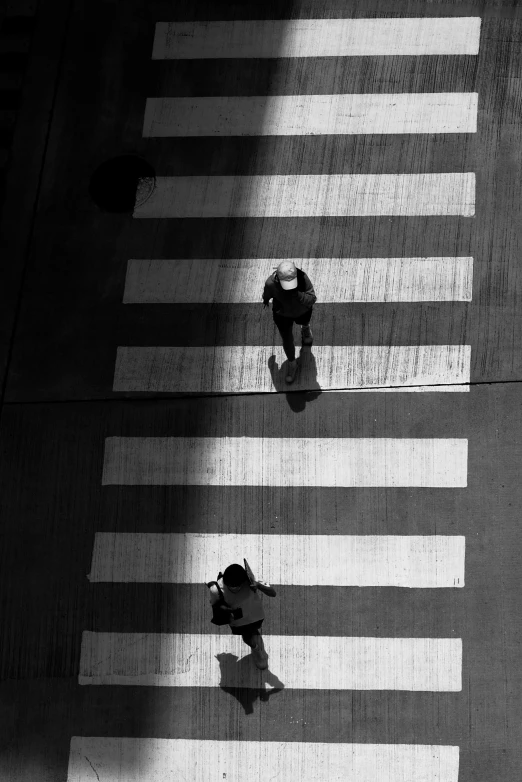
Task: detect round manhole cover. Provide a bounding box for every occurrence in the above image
[89,155,156,213]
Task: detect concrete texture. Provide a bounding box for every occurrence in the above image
[0,1,521,780]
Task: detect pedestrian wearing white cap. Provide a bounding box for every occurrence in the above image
[262,261,317,383]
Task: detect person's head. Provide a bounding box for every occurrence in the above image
[276,260,298,290]
[223,563,248,592]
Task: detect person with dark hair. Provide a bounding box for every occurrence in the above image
[263,260,317,384]
[208,563,276,670]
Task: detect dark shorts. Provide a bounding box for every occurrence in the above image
[230,619,264,635]
[273,309,313,327]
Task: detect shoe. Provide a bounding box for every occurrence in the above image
[301,325,313,346]
[285,359,298,384]
[251,643,269,670]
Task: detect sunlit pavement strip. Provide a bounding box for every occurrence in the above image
[68,737,460,782]
[79,633,462,691]
[113,345,471,393]
[123,257,473,304]
[102,437,468,487]
[152,17,480,58]
[143,93,478,137]
[133,173,475,219]
[89,533,465,588]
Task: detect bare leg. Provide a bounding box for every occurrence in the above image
[242,629,260,648]
[243,629,268,669]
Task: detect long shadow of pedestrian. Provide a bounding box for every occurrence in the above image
[215,652,285,715]
[268,347,322,412]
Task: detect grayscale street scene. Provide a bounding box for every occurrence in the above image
[0,1,521,780]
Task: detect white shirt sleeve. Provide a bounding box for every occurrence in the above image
[208,583,221,605]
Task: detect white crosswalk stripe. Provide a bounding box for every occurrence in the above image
[123,257,473,303]
[79,632,462,691]
[102,436,468,487]
[152,18,480,58]
[113,345,471,393]
[143,93,478,137]
[133,173,475,219]
[68,737,460,782]
[89,533,465,587]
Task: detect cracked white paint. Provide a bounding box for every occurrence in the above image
[133,173,475,218]
[113,345,471,393]
[79,632,462,691]
[124,257,473,304]
[143,93,477,137]
[102,437,468,487]
[89,532,465,588]
[152,17,480,58]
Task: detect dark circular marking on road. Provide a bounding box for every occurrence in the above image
[89,155,156,213]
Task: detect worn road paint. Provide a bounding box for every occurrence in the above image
[123,257,473,304]
[79,632,462,691]
[68,737,460,782]
[143,93,478,137]
[133,174,475,218]
[152,18,480,58]
[89,532,465,588]
[113,345,471,393]
[101,437,468,487]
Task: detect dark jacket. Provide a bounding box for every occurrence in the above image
[262,268,316,318]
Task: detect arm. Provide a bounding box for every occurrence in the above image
[262,280,273,307]
[253,580,277,597]
[295,272,316,308]
[208,584,220,605]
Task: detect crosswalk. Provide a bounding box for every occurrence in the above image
[133,173,475,218]
[113,345,471,392]
[102,436,468,486]
[71,12,479,782]
[143,93,478,136]
[79,632,462,690]
[151,18,481,58]
[123,257,473,303]
[69,738,461,782]
[89,533,465,587]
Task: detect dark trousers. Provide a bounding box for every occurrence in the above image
[231,619,264,647]
[273,309,313,362]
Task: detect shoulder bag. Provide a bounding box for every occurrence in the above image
[206,578,231,626]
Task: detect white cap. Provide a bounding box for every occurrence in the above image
[277,260,298,290]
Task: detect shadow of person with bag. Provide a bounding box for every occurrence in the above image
[215,652,285,715]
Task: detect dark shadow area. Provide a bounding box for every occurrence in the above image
[88,154,155,214]
[80,4,296,780]
[216,652,285,715]
[268,346,322,411]
[0,12,36,220]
